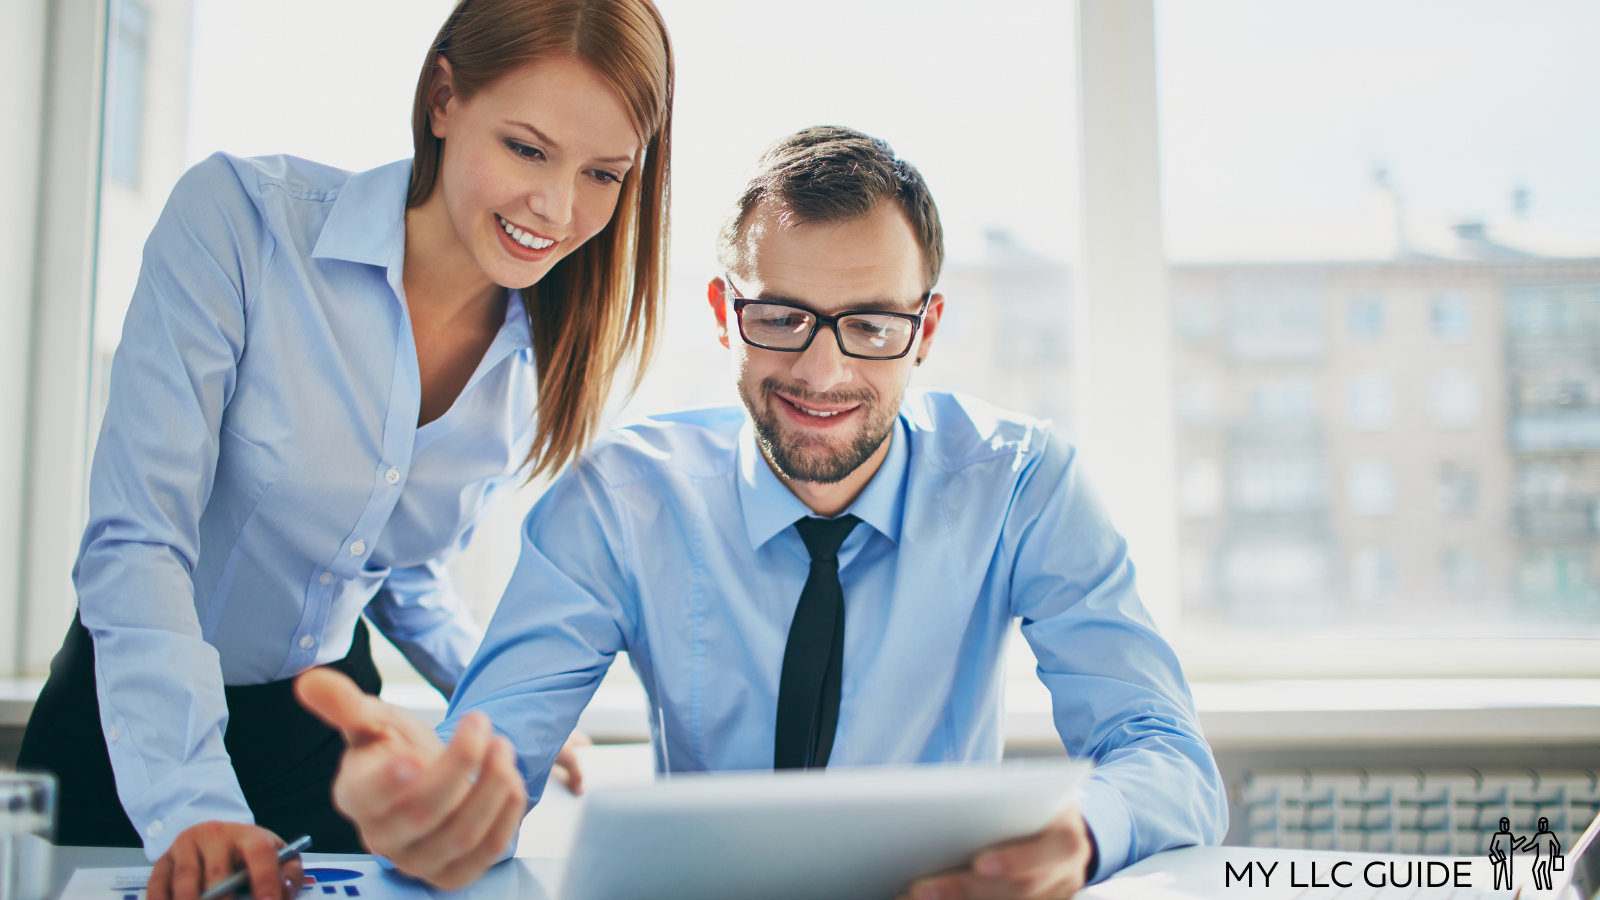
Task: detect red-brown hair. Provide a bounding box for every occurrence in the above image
[409,0,673,480]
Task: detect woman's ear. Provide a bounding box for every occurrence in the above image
[427,57,457,140]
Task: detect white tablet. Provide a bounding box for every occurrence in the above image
[559,759,1092,900]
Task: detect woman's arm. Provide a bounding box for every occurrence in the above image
[75,153,269,855]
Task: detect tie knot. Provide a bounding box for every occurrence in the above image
[794,514,861,562]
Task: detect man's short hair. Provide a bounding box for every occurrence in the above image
[716,126,945,290]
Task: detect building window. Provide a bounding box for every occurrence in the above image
[1347,459,1396,516]
[1441,548,1482,598]
[1351,547,1397,604]
[1174,293,1217,341]
[1345,373,1394,429]
[1429,369,1480,428]
[1231,453,1327,513]
[106,0,151,189]
[1436,464,1479,516]
[1429,291,1472,341]
[1248,377,1316,423]
[1226,281,1324,361]
[1347,295,1384,339]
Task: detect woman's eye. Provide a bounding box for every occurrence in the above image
[506,140,545,160]
[589,169,624,185]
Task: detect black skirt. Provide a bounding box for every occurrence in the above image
[17,613,381,851]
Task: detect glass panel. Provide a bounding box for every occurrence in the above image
[88,2,1079,700]
[1159,0,1600,637]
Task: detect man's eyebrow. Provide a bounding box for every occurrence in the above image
[507,120,636,166]
[756,293,921,314]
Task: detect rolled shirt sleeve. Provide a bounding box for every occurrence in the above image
[73,155,268,855]
[1006,436,1228,881]
[442,459,635,814]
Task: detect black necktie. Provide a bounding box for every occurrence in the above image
[774,514,861,770]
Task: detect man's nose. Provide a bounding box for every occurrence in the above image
[788,325,852,393]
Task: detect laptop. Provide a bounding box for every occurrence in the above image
[1078,806,1600,899]
[557,759,1091,900]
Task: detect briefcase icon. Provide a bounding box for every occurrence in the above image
[1554,854,1564,872]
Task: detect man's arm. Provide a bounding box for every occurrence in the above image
[299,459,637,889]
[1016,439,1226,878]
[1010,438,1227,880]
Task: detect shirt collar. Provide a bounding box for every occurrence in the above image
[736,412,910,551]
[310,159,412,269]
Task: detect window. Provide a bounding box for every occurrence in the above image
[1441,548,1481,598]
[1230,452,1327,513]
[1429,370,1480,428]
[1176,380,1216,427]
[1347,459,1396,516]
[1345,373,1395,429]
[105,0,150,189]
[1161,0,1600,664]
[1248,377,1316,423]
[1430,292,1473,342]
[1351,547,1398,605]
[1436,464,1478,516]
[1347,296,1384,339]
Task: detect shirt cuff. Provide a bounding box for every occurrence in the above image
[1077,776,1134,884]
[122,759,256,860]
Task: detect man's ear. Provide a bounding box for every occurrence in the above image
[708,276,731,349]
[911,291,946,367]
[426,57,457,140]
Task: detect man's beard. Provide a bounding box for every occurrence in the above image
[742,376,898,484]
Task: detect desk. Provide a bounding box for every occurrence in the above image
[46,847,569,898]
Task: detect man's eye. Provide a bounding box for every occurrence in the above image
[764,315,806,329]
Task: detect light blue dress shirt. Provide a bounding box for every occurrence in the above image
[75,153,538,855]
[447,391,1227,881]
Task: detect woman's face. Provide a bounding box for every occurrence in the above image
[427,53,642,290]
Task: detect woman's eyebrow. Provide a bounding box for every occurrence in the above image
[506,120,636,166]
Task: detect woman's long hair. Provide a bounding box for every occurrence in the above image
[408,0,672,480]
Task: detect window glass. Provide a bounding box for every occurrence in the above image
[85,1,1080,692]
[1159,0,1600,639]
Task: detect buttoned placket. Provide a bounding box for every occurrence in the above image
[283,254,420,677]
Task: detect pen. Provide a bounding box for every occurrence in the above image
[198,834,311,900]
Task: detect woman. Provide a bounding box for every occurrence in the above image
[17,0,672,896]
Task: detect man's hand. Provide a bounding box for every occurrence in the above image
[146,822,303,900]
[899,808,1096,900]
[295,668,527,891]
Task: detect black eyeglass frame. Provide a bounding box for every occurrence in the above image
[723,274,933,361]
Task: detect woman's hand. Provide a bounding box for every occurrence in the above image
[146,821,302,900]
[551,730,593,794]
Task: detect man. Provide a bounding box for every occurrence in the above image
[299,126,1227,898]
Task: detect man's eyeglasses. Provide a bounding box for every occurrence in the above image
[724,274,931,361]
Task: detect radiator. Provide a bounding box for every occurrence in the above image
[1236,769,1600,854]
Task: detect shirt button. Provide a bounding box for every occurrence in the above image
[107,724,121,742]
[385,467,401,485]
[148,820,164,838]
[319,572,334,585]
[349,539,366,556]
[299,634,315,650]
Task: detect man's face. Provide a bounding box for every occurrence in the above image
[709,200,943,485]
